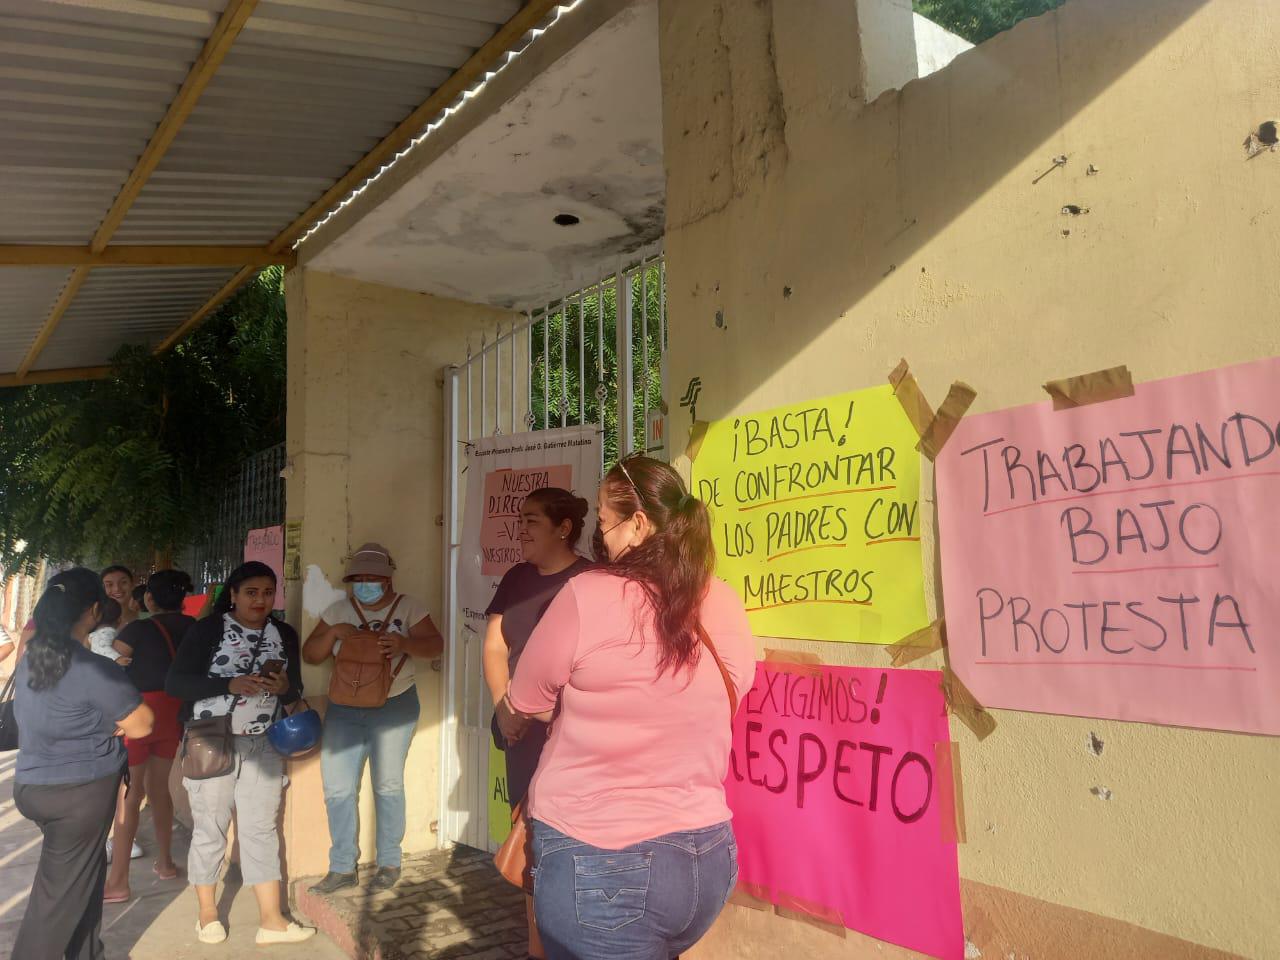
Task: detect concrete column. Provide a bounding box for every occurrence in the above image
[282,268,513,878]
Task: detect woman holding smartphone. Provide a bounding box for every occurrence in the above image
[165,561,315,946]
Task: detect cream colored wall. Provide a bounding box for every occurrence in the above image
[282,268,514,878]
[660,0,1280,957]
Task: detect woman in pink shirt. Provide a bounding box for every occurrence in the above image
[506,456,755,960]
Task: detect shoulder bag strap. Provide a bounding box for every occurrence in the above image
[696,623,739,721]
[152,619,175,658]
[352,598,372,629]
[380,596,410,679]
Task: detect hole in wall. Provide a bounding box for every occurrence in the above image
[553,213,580,226]
[1259,120,1278,146]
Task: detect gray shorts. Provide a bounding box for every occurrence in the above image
[184,734,286,887]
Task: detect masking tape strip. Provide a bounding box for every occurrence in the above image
[917,381,977,460]
[1043,364,1134,411]
[728,882,773,912]
[942,668,998,741]
[684,419,710,462]
[888,358,936,438]
[886,617,946,667]
[773,891,848,939]
[763,647,825,676]
[934,740,967,845]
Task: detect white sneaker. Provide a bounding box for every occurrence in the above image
[130,840,143,859]
[255,922,316,945]
[196,920,227,944]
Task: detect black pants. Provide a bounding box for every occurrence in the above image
[13,770,123,960]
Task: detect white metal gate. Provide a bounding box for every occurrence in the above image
[438,247,668,851]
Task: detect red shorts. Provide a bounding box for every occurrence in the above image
[125,690,183,767]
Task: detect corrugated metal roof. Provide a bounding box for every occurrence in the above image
[0,267,73,371]
[0,0,536,373]
[35,266,240,369]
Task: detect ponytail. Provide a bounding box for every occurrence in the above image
[28,567,106,691]
[598,456,715,677]
[524,486,591,547]
[147,569,194,612]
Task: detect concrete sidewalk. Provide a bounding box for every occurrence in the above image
[0,753,346,959]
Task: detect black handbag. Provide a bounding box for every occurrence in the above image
[0,671,19,752]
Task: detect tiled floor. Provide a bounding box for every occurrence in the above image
[296,846,530,960]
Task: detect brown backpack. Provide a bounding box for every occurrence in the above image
[327,596,407,708]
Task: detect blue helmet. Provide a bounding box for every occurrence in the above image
[267,706,322,757]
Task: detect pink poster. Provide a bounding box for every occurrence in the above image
[244,525,286,606]
[479,464,573,575]
[936,356,1280,735]
[726,662,962,960]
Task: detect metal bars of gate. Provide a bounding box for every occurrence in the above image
[453,246,666,466]
[437,246,666,851]
[182,442,286,589]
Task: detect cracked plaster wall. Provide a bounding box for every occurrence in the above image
[661,0,1280,957]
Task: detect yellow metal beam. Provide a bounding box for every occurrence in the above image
[0,365,111,388]
[0,245,295,268]
[90,0,260,254]
[15,266,92,381]
[155,0,560,354]
[154,266,257,353]
[267,0,560,254]
[155,0,560,353]
[16,0,260,376]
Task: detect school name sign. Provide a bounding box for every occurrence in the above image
[937,357,1280,735]
[693,387,929,644]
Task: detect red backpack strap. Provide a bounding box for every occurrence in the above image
[152,619,175,659]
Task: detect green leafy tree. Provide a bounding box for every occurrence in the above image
[0,267,287,572]
[914,0,1065,44]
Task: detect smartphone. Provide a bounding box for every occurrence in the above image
[259,658,286,677]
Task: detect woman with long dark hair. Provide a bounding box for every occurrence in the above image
[165,561,314,945]
[13,567,155,960]
[506,458,755,960]
[484,487,592,959]
[103,570,195,901]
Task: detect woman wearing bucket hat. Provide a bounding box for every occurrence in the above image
[303,542,443,894]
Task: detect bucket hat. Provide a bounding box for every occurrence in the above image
[344,542,396,581]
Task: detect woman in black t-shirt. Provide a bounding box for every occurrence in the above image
[103,570,195,901]
[484,486,591,960]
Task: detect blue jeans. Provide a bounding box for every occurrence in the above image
[531,819,738,960]
[320,688,420,872]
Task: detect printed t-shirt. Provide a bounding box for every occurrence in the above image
[87,625,119,660]
[486,558,592,674]
[191,614,287,734]
[118,612,194,692]
[15,643,141,785]
[321,594,431,700]
[508,571,756,850]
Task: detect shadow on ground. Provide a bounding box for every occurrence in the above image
[0,746,346,959]
[298,845,528,960]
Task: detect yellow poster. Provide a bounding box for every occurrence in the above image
[488,740,511,847]
[692,386,927,644]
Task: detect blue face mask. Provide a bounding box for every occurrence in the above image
[352,581,385,605]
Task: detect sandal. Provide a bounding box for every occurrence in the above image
[153,862,179,881]
[102,889,130,904]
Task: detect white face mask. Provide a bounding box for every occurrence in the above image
[352,581,385,605]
